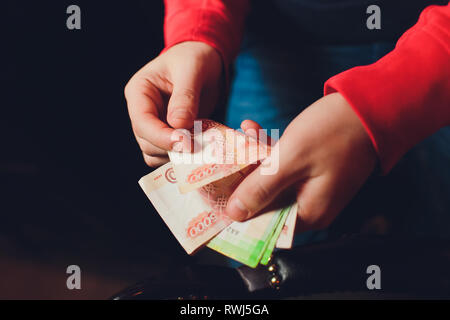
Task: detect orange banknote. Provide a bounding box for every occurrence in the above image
[168,119,270,194]
[139,162,251,254]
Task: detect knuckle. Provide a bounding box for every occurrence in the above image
[140,141,165,157]
[124,75,145,99]
[143,155,156,167]
[297,203,316,226]
[297,203,311,222]
[137,138,155,157]
[132,123,143,139]
[297,203,333,231]
[124,79,134,98]
[140,144,153,156]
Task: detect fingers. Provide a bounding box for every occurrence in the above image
[143,153,170,167]
[241,119,262,134]
[134,113,177,151]
[225,162,290,221]
[225,140,296,221]
[291,176,334,232]
[125,77,176,151]
[136,136,167,157]
[294,170,359,233]
[225,121,302,221]
[240,120,272,145]
[166,67,202,129]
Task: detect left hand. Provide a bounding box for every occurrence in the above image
[225,92,378,232]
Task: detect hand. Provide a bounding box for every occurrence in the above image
[225,93,378,232]
[124,41,223,167]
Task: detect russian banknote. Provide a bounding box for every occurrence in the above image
[139,162,233,254]
[140,163,297,266]
[207,205,294,267]
[260,205,295,265]
[275,204,298,249]
[139,119,297,267]
[168,119,270,194]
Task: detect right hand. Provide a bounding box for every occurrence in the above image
[124,41,223,167]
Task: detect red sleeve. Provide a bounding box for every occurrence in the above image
[162,0,249,71]
[324,4,450,174]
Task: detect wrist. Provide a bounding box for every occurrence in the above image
[333,92,378,173]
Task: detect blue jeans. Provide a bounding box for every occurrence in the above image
[224,40,450,243]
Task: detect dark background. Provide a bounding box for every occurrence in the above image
[2,1,199,299]
[2,1,448,299]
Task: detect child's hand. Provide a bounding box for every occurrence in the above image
[124,41,223,167]
[225,93,378,232]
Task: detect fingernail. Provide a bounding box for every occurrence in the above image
[226,197,249,221]
[171,109,192,121]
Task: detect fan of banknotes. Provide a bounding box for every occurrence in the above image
[138,120,297,268]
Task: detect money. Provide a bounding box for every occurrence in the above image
[168,119,270,194]
[139,119,297,267]
[275,204,298,249]
[207,205,293,268]
[260,205,294,265]
[139,162,233,254]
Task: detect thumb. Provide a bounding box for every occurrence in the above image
[225,157,290,221]
[225,121,281,221]
[167,71,202,129]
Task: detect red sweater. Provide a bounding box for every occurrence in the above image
[163,0,450,173]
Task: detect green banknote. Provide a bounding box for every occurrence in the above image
[259,206,292,265]
[207,205,292,267]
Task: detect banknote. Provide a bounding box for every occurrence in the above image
[139,119,297,267]
[168,119,270,194]
[275,204,298,249]
[139,162,238,254]
[140,162,297,265]
[260,205,293,265]
[206,206,291,268]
